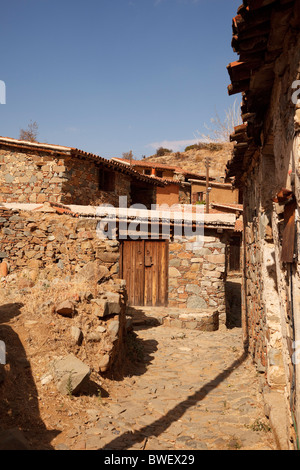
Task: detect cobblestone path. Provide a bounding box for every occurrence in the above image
[57,321,278,451]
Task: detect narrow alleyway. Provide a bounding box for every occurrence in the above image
[54,315,278,451]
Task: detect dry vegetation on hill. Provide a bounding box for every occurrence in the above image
[145,142,234,179]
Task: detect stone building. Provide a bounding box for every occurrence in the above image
[0,135,242,322]
[111,157,201,182]
[112,156,242,208]
[0,136,163,209]
[226,0,300,449]
[0,135,244,381]
[0,201,240,327]
[112,157,205,206]
[190,178,240,205]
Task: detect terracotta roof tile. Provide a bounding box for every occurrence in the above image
[234,218,244,232]
[112,157,208,180]
[225,0,299,184]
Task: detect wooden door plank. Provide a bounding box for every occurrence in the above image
[135,240,145,306]
[144,241,153,306]
[157,240,168,307]
[164,239,169,306]
[129,240,135,306]
[152,241,158,306]
[123,240,169,308]
[144,240,169,307]
[129,241,136,306]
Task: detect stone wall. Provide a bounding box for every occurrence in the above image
[61,156,132,207]
[0,207,120,278]
[239,33,300,448]
[178,183,191,205]
[242,175,296,448]
[0,148,133,207]
[168,229,228,325]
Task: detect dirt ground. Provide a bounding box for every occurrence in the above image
[0,281,131,450]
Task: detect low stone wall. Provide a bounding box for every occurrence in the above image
[128,306,219,332]
[168,230,228,325]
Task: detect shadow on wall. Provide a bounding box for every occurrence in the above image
[0,303,60,450]
[225,280,242,328]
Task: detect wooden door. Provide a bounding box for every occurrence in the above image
[121,240,168,307]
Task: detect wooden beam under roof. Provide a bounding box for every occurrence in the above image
[245,0,278,10]
[227,60,262,83]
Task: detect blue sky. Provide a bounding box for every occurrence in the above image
[0,0,241,159]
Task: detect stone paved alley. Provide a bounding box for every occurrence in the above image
[53,315,278,451]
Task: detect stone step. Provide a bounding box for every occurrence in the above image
[126,306,219,332]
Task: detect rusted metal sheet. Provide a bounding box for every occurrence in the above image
[272,188,293,204]
[281,200,297,263]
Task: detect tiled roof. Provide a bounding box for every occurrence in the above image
[112,157,210,181]
[211,203,243,214]
[225,0,299,185]
[112,157,183,171]
[2,202,237,229]
[69,148,166,186]
[0,136,165,187]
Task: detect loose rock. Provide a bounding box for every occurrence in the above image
[51,354,91,396]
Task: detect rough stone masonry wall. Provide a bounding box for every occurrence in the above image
[168,229,228,325]
[243,176,296,393]
[240,33,300,448]
[178,184,191,204]
[0,148,132,207]
[0,207,120,278]
[243,36,300,385]
[242,175,296,448]
[61,156,132,207]
[243,189,275,377]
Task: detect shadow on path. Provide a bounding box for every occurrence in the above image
[99,349,248,450]
[0,303,60,449]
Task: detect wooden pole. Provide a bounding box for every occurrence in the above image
[206,157,210,214]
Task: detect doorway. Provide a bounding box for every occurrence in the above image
[228,236,241,272]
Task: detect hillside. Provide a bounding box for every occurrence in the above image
[144,142,234,179]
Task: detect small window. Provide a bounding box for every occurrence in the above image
[98,169,115,192]
[197,192,204,202]
[144,169,151,176]
[156,170,163,178]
